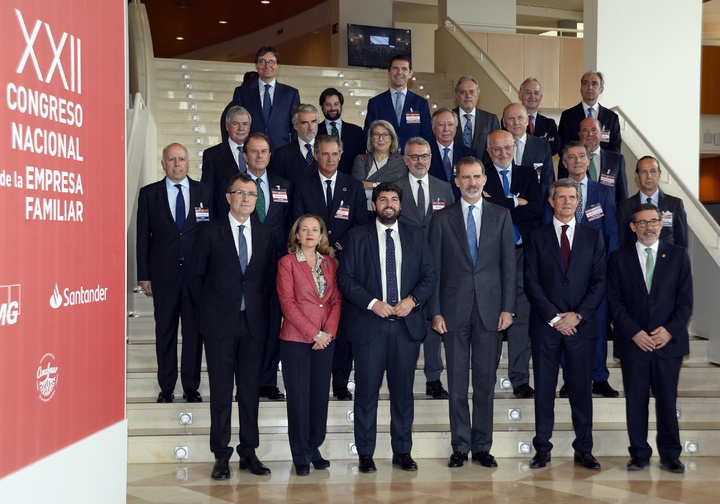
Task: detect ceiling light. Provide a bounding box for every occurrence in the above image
[219,20,228,24]
[261,0,270,4]
[176,36,184,41]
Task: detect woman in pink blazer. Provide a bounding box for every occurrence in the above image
[277,213,342,476]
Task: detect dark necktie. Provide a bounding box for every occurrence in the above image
[305,143,314,166]
[443,147,452,182]
[528,114,535,135]
[467,205,478,266]
[174,184,185,230]
[237,145,247,172]
[262,83,272,123]
[560,224,570,270]
[325,180,333,221]
[587,107,594,118]
[417,179,426,216]
[575,183,584,223]
[255,178,266,222]
[500,170,521,244]
[647,197,652,205]
[463,114,473,148]
[237,224,247,310]
[385,228,398,306]
[330,121,339,137]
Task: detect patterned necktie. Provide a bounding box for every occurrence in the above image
[528,114,535,135]
[325,180,333,221]
[575,183,584,223]
[237,224,248,310]
[385,228,398,306]
[262,83,272,123]
[330,121,339,137]
[255,178,266,223]
[560,225,571,269]
[645,248,655,292]
[443,147,452,182]
[588,153,598,181]
[463,114,473,148]
[395,91,404,125]
[500,170,521,244]
[587,107,594,118]
[305,144,314,166]
[417,179,426,216]
[467,205,478,266]
[237,146,247,172]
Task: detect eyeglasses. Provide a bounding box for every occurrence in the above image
[633,218,661,228]
[257,59,277,67]
[228,190,258,198]
[371,132,390,139]
[406,153,430,161]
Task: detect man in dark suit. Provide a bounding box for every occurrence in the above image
[202,106,251,218]
[524,178,607,470]
[482,129,543,400]
[428,108,476,201]
[608,203,693,473]
[231,46,300,153]
[428,157,517,469]
[189,172,277,480]
[137,143,211,404]
[243,132,292,402]
[268,104,318,185]
[453,76,500,156]
[363,53,432,152]
[557,117,628,206]
[398,137,455,399]
[292,135,368,400]
[502,102,554,196]
[617,156,688,248]
[318,87,364,175]
[558,71,622,153]
[337,181,437,473]
[519,77,560,156]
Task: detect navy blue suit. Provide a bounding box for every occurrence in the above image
[558,149,628,206]
[201,141,243,219]
[364,89,432,152]
[232,81,301,153]
[529,113,560,157]
[453,106,499,155]
[524,222,606,454]
[268,140,317,186]
[618,190,688,249]
[559,102,622,153]
[428,141,477,201]
[519,135,554,197]
[318,120,365,176]
[608,242,692,461]
[337,221,437,456]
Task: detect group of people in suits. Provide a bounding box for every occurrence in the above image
[135,47,693,478]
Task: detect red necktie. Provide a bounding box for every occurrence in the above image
[560,225,570,270]
[528,115,535,135]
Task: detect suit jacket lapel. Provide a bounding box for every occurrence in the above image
[545,223,565,272]
[221,218,243,276]
[368,223,382,292]
[158,178,176,225]
[449,203,473,265]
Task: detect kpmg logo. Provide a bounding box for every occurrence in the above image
[0,284,21,326]
[50,282,108,309]
[37,353,58,402]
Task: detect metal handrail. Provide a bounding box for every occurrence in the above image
[443,19,583,37]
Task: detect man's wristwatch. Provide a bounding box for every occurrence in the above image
[409,295,420,307]
[576,313,584,322]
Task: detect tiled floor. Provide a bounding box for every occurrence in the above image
[127,456,717,503]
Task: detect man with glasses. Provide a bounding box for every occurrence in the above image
[189,172,277,479]
[617,156,688,248]
[231,46,300,153]
[608,203,692,473]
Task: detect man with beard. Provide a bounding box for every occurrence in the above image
[317,88,364,175]
[428,157,516,469]
[337,181,437,473]
[269,104,319,185]
[608,203,692,473]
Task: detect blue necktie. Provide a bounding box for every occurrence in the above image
[443,147,453,182]
[237,145,247,172]
[500,170,521,244]
[325,180,333,221]
[467,205,478,266]
[575,182,584,223]
[587,107,594,118]
[395,91,404,125]
[262,83,272,123]
[386,228,398,306]
[174,184,185,230]
[463,114,473,148]
[238,224,248,310]
[305,143,314,166]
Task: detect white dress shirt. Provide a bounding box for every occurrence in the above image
[460,198,483,248]
[259,79,276,108]
[368,219,403,309]
[635,239,659,279]
[407,171,430,210]
[318,171,338,206]
[166,177,189,221]
[247,171,270,215]
[552,216,576,249]
[229,213,253,262]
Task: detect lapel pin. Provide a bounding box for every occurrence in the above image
[662,254,666,258]
[343,187,347,192]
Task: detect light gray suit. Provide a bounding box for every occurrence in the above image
[397,173,455,383]
[428,199,516,454]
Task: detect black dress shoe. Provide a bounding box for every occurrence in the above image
[392,453,418,471]
[182,390,202,403]
[425,380,449,399]
[358,455,376,473]
[211,458,230,480]
[447,451,468,468]
[660,458,685,473]
[333,387,352,401]
[260,386,285,401]
[574,452,601,469]
[312,457,330,470]
[627,457,649,471]
[472,451,498,468]
[592,380,620,398]
[239,455,271,475]
[513,383,534,399]
[530,451,551,468]
[558,383,569,398]
[156,391,174,403]
[294,464,310,476]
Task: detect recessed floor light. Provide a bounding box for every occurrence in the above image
[219,20,228,24]
[176,37,184,40]
[261,0,270,4]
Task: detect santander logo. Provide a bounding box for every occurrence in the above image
[49,284,62,309]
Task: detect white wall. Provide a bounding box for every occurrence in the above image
[584,0,702,196]
[395,22,435,73]
[439,0,516,33]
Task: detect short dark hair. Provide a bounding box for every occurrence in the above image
[319,88,344,107]
[388,53,411,71]
[455,156,485,177]
[226,172,254,193]
[548,178,580,201]
[254,46,280,64]
[242,132,271,153]
[561,140,591,162]
[636,155,661,173]
[632,202,660,220]
[371,181,403,203]
[313,134,343,156]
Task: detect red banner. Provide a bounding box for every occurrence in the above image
[0,0,126,477]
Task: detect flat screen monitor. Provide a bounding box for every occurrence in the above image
[347,24,411,69]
